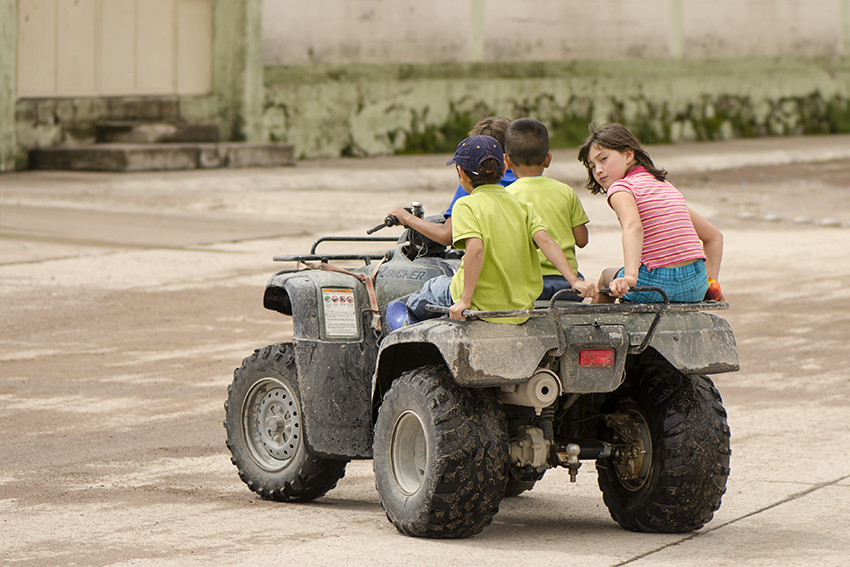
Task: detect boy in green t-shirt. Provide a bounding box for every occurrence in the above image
[386,135,597,330]
[505,118,591,300]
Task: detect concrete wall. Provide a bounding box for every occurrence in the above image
[263,57,850,159]
[212,0,264,143]
[5,0,850,169]
[14,96,222,164]
[262,0,850,64]
[258,0,850,159]
[0,0,16,172]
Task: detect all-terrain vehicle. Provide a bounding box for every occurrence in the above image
[224,205,738,539]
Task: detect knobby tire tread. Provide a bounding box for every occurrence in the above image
[224,344,347,503]
[596,362,731,533]
[374,366,508,538]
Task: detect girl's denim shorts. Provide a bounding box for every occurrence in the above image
[616,259,709,303]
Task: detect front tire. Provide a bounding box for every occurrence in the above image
[224,344,347,502]
[373,366,508,538]
[596,362,731,533]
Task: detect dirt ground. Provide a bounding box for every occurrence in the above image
[1,135,850,566]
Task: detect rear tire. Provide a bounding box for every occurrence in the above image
[224,344,347,502]
[596,362,731,532]
[373,366,508,538]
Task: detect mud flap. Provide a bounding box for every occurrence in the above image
[293,331,378,459]
[268,273,377,459]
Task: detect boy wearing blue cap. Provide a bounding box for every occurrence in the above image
[387,135,597,329]
[386,116,515,246]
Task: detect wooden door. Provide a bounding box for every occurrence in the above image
[17,0,212,97]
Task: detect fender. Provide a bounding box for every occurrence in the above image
[374,318,560,392]
[373,310,739,398]
[265,271,377,459]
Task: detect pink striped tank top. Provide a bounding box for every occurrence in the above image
[607,167,704,269]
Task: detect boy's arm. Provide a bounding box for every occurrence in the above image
[572,223,589,248]
[450,237,483,320]
[689,207,723,281]
[389,206,453,246]
[570,192,590,248]
[533,230,598,299]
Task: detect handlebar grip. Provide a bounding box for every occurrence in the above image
[366,216,400,235]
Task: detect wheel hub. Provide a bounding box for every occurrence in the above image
[243,378,302,471]
[605,410,652,491]
[259,392,297,458]
[390,411,428,495]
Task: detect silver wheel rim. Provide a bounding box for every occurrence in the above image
[390,410,428,495]
[242,377,301,471]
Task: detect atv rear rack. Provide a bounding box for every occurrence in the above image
[427,287,729,355]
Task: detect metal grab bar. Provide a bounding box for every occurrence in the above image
[425,287,728,354]
[309,236,398,255]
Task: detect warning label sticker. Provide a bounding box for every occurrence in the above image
[321,288,358,337]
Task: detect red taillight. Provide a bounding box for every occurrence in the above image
[579,349,615,367]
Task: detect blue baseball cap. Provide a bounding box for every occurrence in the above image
[445,135,505,175]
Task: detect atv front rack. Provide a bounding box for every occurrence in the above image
[427,287,729,355]
[274,236,398,265]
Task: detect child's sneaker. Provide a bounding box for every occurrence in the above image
[704,277,723,301]
[386,300,416,331]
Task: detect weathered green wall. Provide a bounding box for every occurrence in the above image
[212,0,263,142]
[0,0,16,172]
[5,0,850,169]
[263,57,850,160]
[13,96,223,167]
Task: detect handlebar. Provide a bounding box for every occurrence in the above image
[366,215,400,235]
[366,202,424,234]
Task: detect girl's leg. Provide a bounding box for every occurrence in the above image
[593,267,620,304]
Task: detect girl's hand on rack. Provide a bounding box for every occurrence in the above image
[608,275,636,298]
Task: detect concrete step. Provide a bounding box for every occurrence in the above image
[95,121,221,144]
[28,142,295,172]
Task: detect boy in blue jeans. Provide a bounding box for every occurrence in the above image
[386,135,597,329]
[505,118,590,300]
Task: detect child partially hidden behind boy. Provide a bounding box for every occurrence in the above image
[504,118,590,300]
[386,135,597,330]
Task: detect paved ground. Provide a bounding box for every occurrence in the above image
[1,135,850,566]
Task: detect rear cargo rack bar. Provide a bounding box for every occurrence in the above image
[425,288,728,319]
[426,287,729,355]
